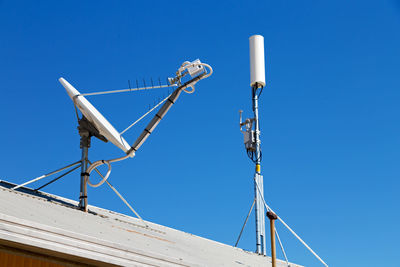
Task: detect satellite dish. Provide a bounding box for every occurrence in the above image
[13,61,213,213]
[59,78,131,153]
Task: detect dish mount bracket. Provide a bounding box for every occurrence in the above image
[77,116,107,211]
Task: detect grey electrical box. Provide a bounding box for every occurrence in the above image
[187,59,204,77]
[243,130,256,151]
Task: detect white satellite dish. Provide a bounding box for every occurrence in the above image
[59,78,131,153]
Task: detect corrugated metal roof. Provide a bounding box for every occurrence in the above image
[0,181,302,267]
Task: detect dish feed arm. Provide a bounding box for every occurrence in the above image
[86,63,212,188]
[127,72,206,156]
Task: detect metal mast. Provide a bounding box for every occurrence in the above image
[252,83,266,255]
[77,116,108,211]
[239,35,267,255]
[250,34,267,256]
[79,127,90,211]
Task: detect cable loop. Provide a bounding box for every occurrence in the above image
[183,85,195,94]
[87,160,112,187]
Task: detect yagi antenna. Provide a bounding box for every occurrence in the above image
[12,59,213,214]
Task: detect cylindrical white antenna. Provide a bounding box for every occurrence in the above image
[249,35,266,88]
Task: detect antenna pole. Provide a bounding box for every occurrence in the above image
[249,34,267,255]
[79,123,91,212]
[252,84,266,255]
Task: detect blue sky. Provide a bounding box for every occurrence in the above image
[1,1,399,266]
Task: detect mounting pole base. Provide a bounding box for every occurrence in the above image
[78,117,94,212]
[79,133,90,212]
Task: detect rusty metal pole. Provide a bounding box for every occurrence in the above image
[267,211,278,267]
[78,119,91,212]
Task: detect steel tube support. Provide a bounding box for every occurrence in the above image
[11,161,81,190]
[235,198,256,247]
[253,85,266,255]
[79,132,90,212]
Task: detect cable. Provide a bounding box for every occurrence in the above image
[257,86,264,98]
[86,160,112,187]
[246,148,262,164]
[177,62,213,94]
[183,85,195,94]
[258,149,262,162]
